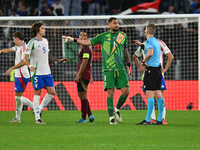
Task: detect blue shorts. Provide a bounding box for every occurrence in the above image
[15,77,30,92]
[142,75,167,92]
[32,74,54,90]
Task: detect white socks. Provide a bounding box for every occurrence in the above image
[33,95,40,120]
[151,107,167,120]
[39,94,54,112]
[15,96,22,121]
[151,107,156,120]
[21,96,33,109]
[162,107,166,119]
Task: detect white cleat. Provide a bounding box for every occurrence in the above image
[114,108,122,123]
[109,117,117,125]
[9,118,21,123]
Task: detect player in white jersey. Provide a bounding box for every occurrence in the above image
[0,32,33,122]
[133,39,173,125]
[24,22,68,124]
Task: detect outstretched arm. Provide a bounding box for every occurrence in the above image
[0,48,14,54]
[49,53,69,62]
[63,36,92,46]
[5,60,26,76]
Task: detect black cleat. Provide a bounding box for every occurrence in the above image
[109,118,117,125]
[35,119,46,124]
[137,120,150,125]
[152,120,163,125]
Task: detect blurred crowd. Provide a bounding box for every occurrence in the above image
[0,0,199,17]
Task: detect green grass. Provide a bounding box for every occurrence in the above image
[0,110,200,150]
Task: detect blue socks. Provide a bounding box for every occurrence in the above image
[157,98,164,122]
[145,98,154,122]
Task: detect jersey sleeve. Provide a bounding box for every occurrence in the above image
[26,40,34,56]
[159,40,171,55]
[135,46,143,57]
[21,44,28,58]
[90,33,104,46]
[124,35,128,48]
[145,40,153,50]
[82,46,90,59]
[11,46,17,52]
[162,44,171,55]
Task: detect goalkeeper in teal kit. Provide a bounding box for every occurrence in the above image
[63,17,131,124]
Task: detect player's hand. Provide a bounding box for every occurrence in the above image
[74,75,80,83]
[29,65,36,72]
[5,67,13,76]
[127,62,132,76]
[90,77,94,84]
[139,66,145,73]
[62,36,77,43]
[134,40,142,46]
[162,68,167,73]
[58,58,70,62]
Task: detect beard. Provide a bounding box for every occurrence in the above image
[112,28,119,32]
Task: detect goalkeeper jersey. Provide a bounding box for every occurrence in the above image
[12,42,30,78]
[90,30,128,72]
[26,37,51,76]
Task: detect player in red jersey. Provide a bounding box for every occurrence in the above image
[75,32,94,123]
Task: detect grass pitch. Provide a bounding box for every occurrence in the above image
[0,110,200,150]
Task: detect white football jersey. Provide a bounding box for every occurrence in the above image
[12,42,30,78]
[135,39,171,67]
[26,37,51,76]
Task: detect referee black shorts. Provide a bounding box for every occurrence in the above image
[77,78,90,92]
[143,66,162,91]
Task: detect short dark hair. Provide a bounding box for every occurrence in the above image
[107,17,118,24]
[31,22,43,37]
[13,31,24,40]
[146,24,156,35]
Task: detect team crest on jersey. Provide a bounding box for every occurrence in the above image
[116,33,125,44]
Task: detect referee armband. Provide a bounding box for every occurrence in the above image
[83,53,90,58]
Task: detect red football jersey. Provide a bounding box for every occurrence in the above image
[77,45,92,80]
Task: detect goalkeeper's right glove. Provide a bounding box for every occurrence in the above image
[62,36,77,43]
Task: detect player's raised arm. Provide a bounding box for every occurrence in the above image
[62,35,92,46]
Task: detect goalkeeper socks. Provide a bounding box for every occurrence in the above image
[145,98,154,122]
[116,94,128,109]
[107,97,114,117]
[151,107,156,120]
[81,99,87,120]
[86,99,92,117]
[15,96,22,120]
[39,94,54,112]
[33,95,40,120]
[157,98,164,122]
[21,96,33,109]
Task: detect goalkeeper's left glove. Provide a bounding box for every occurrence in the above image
[127,62,132,76]
[62,36,77,43]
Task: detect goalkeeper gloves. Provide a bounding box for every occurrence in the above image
[62,36,77,43]
[127,62,132,76]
